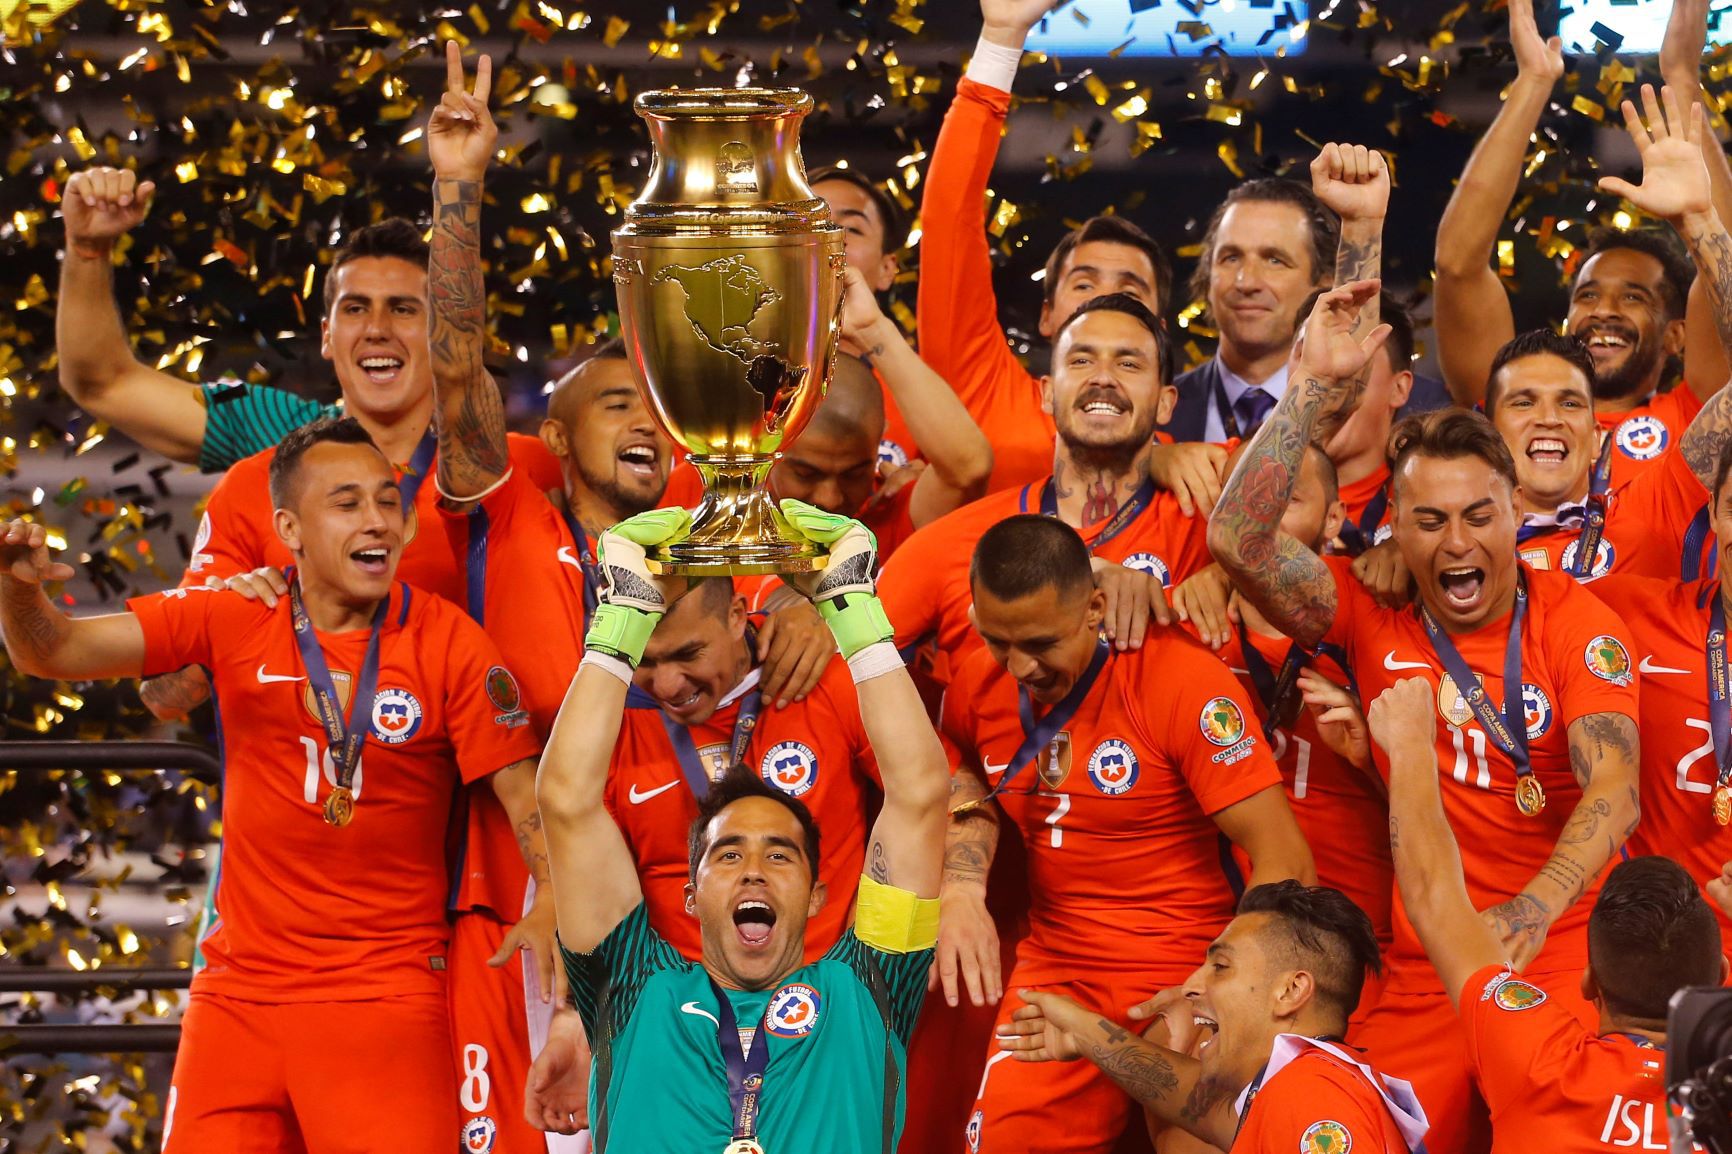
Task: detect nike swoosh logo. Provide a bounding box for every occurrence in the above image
[680,1001,719,1027]
[256,665,305,685]
[628,780,680,805]
[1638,656,1691,675]
[981,758,1009,776]
[557,546,584,569]
[1382,651,1432,672]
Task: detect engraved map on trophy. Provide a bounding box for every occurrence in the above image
[648,256,809,434]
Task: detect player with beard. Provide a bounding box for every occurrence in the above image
[1210,281,1643,1154]
[936,514,1313,1154]
[996,881,1429,1154]
[878,293,1209,686]
[0,420,549,1151]
[1370,678,1725,1154]
[1433,0,1732,487]
[918,0,1170,492]
[538,501,948,1154]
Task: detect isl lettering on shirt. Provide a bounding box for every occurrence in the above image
[1597,1092,1672,1150]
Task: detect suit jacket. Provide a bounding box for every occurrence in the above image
[1161,358,1219,444]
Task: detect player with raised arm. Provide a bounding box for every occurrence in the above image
[535,500,948,1153]
[1209,281,1643,1154]
[0,418,548,1151]
[1370,677,1721,1153]
[936,514,1313,1153]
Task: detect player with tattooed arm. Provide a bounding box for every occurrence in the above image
[1210,281,1643,1154]
[537,502,949,1152]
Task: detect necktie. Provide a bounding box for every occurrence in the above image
[1233,387,1277,436]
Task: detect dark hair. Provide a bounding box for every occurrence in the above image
[268,416,381,509]
[1582,227,1694,322]
[1712,440,1732,508]
[1044,215,1173,315]
[1239,880,1383,1019]
[1187,179,1341,309]
[809,164,906,252]
[589,336,628,361]
[1485,329,1596,413]
[322,218,430,313]
[687,764,822,882]
[1588,856,1723,1021]
[970,515,1095,603]
[1054,291,1174,386]
[1388,408,1519,495]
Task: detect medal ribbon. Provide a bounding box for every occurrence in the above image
[1235,621,1309,739]
[1027,476,1157,551]
[1705,593,1732,797]
[1418,573,1530,786]
[1336,485,1389,557]
[559,506,603,620]
[394,431,439,507]
[290,578,389,799]
[709,979,771,1150]
[975,637,1111,804]
[659,689,763,801]
[1564,436,1613,577]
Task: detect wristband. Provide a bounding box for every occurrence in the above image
[578,649,634,686]
[965,34,1024,92]
[816,592,894,660]
[584,602,661,668]
[846,641,905,685]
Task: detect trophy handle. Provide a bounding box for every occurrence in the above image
[648,457,825,577]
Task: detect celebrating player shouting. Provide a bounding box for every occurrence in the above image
[1210,280,1643,1154]
[0,419,548,1151]
[538,502,948,1152]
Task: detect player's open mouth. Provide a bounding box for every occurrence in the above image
[359,355,404,384]
[618,443,660,480]
[351,547,390,576]
[1525,437,1569,465]
[733,899,776,947]
[1194,1013,1219,1055]
[1580,328,1633,365]
[1437,566,1485,609]
[1076,389,1129,418]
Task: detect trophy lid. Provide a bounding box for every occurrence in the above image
[633,88,813,119]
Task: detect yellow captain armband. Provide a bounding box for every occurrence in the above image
[854,875,940,954]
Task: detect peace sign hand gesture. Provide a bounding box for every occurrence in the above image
[427,40,497,183]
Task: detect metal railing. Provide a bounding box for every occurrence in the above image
[0,740,218,1054]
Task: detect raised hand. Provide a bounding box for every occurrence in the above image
[1365,676,1436,762]
[1310,143,1390,224]
[0,520,75,586]
[980,0,1063,47]
[61,167,155,253]
[1661,0,1710,91]
[1510,0,1563,85]
[839,264,889,347]
[427,39,497,183]
[1598,84,1712,222]
[1292,279,1392,385]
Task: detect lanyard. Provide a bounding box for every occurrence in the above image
[660,689,763,800]
[290,578,388,827]
[709,979,771,1150]
[1419,574,1540,816]
[1682,503,1715,581]
[559,507,603,619]
[1336,485,1389,557]
[958,638,1110,812]
[1231,1036,1350,1146]
[1235,622,1308,738]
[395,431,439,507]
[1706,592,1732,826]
[1512,437,1612,572]
[1026,475,1157,551]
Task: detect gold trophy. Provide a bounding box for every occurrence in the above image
[613,88,846,575]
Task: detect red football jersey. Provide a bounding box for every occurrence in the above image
[1515,440,1706,579]
[602,658,882,963]
[1582,575,1732,937]
[1214,628,1393,945]
[1598,385,1703,488]
[128,584,539,1001]
[918,77,1058,494]
[1321,558,1641,992]
[879,483,1211,688]
[186,432,559,607]
[1232,1042,1426,1154]
[1461,965,1675,1154]
[941,634,1283,985]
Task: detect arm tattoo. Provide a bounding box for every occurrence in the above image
[428,177,509,496]
[515,810,551,885]
[1179,1078,1230,1126]
[1084,1020,1182,1105]
[944,777,998,889]
[139,666,212,717]
[0,578,67,667]
[1680,218,1732,482]
[868,841,891,884]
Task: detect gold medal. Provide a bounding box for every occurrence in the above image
[1515,775,1546,817]
[722,1141,765,1154]
[324,785,355,828]
[1715,785,1732,828]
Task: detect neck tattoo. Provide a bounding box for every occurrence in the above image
[1082,478,1120,523]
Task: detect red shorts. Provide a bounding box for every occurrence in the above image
[163,988,455,1153]
[1349,966,1594,1154]
[450,908,545,1153]
[968,970,1159,1154]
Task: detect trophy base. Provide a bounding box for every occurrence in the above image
[647,456,826,577]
